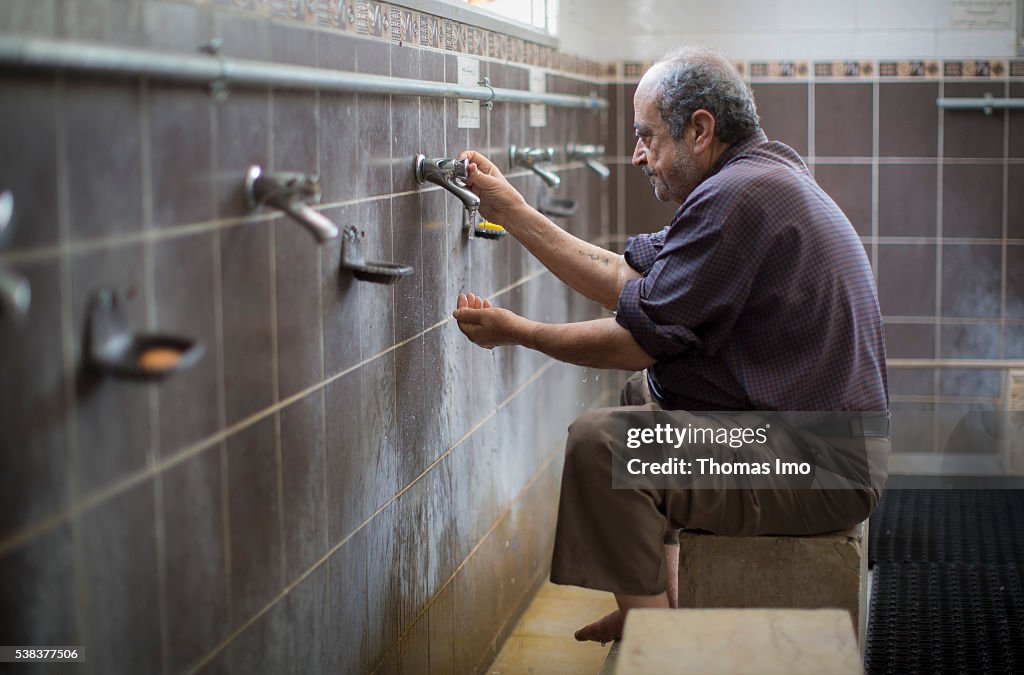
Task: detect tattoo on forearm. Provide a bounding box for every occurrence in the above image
[578,249,610,266]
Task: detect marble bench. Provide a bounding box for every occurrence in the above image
[615,608,862,675]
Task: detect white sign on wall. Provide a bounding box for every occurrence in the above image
[529,68,547,128]
[950,0,1013,29]
[457,56,480,129]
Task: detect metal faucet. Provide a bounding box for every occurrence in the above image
[414,155,481,214]
[510,145,560,188]
[244,166,339,243]
[566,143,610,178]
[0,191,30,318]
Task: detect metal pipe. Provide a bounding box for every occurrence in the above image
[0,36,607,110]
[889,359,1024,370]
[936,95,1024,115]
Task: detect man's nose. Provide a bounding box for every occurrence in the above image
[631,138,645,167]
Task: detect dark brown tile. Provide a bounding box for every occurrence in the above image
[318,90,359,203]
[320,203,361,378]
[420,189,449,330]
[80,481,162,675]
[942,164,1003,239]
[0,0,56,35]
[144,0,205,52]
[0,259,68,539]
[1010,82,1024,158]
[878,164,937,237]
[220,220,275,425]
[226,417,283,627]
[325,368,370,545]
[1009,165,1024,240]
[1006,319,1024,357]
[890,402,935,454]
[878,82,938,157]
[876,243,936,316]
[943,82,1006,159]
[392,194,424,342]
[1006,245,1024,319]
[213,11,270,61]
[153,231,220,455]
[327,528,368,674]
[275,213,324,399]
[64,79,143,241]
[71,245,151,495]
[937,401,1000,454]
[814,164,872,235]
[438,321,473,447]
[941,244,1002,318]
[941,322,1001,359]
[366,500,401,670]
[814,83,873,157]
[394,337,428,487]
[391,44,422,195]
[357,198,396,357]
[162,446,229,674]
[428,577,456,675]
[400,615,430,675]
[272,91,317,178]
[214,90,271,220]
[269,22,317,66]
[57,0,144,44]
[0,525,76,649]
[883,322,935,398]
[280,391,326,581]
[227,593,287,674]
[356,40,393,199]
[751,83,809,155]
[149,84,214,229]
[0,74,58,250]
[361,353,400,511]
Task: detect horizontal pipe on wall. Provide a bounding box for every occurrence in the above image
[0,36,608,110]
[888,359,1024,370]
[936,96,1024,112]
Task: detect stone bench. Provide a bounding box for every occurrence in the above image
[615,608,862,675]
[676,521,869,645]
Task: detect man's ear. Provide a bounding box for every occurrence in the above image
[688,109,717,154]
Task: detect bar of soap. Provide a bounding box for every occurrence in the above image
[138,346,182,371]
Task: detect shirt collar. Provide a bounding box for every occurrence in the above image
[703,128,768,181]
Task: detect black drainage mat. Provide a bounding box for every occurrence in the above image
[865,563,1024,674]
[869,488,1024,567]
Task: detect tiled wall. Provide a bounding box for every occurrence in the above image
[0,2,612,673]
[608,60,1024,457]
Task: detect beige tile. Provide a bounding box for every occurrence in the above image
[489,635,611,675]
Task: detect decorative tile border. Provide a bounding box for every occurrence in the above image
[878,60,941,78]
[813,61,875,79]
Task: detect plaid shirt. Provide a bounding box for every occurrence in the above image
[617,130,888,412]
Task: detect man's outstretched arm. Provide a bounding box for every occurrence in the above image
[460,151,641,311]
[453,293,655,371]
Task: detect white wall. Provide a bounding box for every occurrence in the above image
[558,0,1018,62]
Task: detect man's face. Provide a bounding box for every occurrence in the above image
[631,77,705,204]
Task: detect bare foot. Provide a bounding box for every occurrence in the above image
[574,609,624,644]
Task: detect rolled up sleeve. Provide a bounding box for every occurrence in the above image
[615,276,699,359]
[623,229,667,274]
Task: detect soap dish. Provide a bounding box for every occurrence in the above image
[538,196,578,219]
[341,226,413,284]
[86,289,205,381]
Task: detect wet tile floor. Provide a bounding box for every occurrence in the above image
[488,582,617,675]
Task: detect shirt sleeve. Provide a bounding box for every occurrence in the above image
[623,227,668,274]
[615,189,756,361]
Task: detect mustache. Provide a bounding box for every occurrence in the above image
[641,167,655,177]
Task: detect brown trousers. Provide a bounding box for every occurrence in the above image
[549,372,890,596]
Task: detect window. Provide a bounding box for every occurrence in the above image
[461,0,558,35]
[395,0,559,46]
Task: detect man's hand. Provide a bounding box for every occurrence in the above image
[453,292,526,349]
[459,151,529,227]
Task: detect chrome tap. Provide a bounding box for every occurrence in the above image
[0,191,30,318]
[244,166,339,243]
[414,155,481,214]
[510,145,560,188]
[566,142,610,178]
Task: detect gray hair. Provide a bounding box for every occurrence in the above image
[652,46,760,144]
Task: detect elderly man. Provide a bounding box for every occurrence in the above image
[453,46,889,643]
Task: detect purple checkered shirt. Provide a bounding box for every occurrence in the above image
[616,130,888,412]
